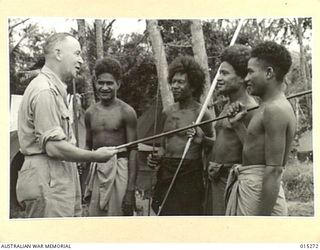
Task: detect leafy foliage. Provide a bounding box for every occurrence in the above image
[9,19,50,94]
[283,159,314,202]
[9,18,312,129]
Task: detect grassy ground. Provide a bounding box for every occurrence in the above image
[287,201,314,216]
[283,159,314,216]
[10,159,314,218]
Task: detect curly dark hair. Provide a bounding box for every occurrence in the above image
[168,55,205,99]
[94,57,122,81]
[251,41,292,82]
[221,44,251,78]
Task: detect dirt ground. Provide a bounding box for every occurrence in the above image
[287,201,314,216]
[11,198,314,218]
[135,197,315,217]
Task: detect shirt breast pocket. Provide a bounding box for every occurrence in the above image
[60,108,74,143]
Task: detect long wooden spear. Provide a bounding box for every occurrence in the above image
[115,89,312,151]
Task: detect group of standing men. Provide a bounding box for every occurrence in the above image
[16,31,295,218]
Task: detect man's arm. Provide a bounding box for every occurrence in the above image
[83,109,93,170]
[46,140,117,162]
[147,110,167,169]
[122,106,138,215]
[124,107,138,191]
[259,105,287,215]
[226,101,248,143]
[34,90,117,163]
[201,110,215,148]
[84,109,93,151]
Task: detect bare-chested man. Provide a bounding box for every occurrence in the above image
[207,44,257,215]
[84,57,138,216]
[225,41,296,216]
[148,56,213,215]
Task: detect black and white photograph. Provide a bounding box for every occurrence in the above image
[9,17,313,220]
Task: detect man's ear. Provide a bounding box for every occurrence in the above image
[116,79,121,89]
[238,76,245,85]
[55,49,62,61]
[265,66,274,80]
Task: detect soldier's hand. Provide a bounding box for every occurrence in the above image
[226,101,247,125]
[147,153,161,169]
[95,146,118,162]
[122,190,136,216]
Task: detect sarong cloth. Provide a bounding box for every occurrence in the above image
[225,164,287,216]
[84,154,128,216]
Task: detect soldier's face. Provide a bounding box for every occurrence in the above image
[59,36,83,80]
[170,72,193,102]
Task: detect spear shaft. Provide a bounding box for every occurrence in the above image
[116,89,312,150]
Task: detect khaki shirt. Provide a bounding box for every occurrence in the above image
[18,66,75,155]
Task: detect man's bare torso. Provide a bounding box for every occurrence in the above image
[213,97,257,164]
[163,102,212,159]
[86,100,128,149]
[243,96,296,166]
[213,108,243,164]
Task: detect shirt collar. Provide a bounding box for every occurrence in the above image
[41,65,68,105]
[41,65,68,90]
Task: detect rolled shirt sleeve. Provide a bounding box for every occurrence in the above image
[32,89,67,151]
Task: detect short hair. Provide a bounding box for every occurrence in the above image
[251,41,292,82]
[94,57,122,81]
[43,32,75,55]
[168,55,205,99]
[221,44,251,78]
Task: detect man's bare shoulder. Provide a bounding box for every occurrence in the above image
[202,107,213,120]
[117,99,136,114]
[163,103,179,115]
[85,103,99,116]
[266,96,293,113]
[263,97,294,125]
[117,99,137,122]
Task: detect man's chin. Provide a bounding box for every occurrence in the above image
[217,89,228,96]
[173,95,180,102]
[249,89,259,96]
[99,95,112,101]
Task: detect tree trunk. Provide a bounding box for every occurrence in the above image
[296,18,311,118]
[77,19,95,109]
[95,19,104,60]
[146,20,174,110]
[253,19,261,41]
[295,99,300,132]
[190,19,216,139]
